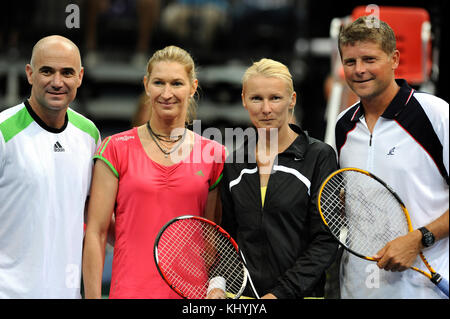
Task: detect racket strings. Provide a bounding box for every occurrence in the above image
[320,170,409,257]
[157,219,245,299]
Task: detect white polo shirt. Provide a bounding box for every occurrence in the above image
[0,101,100,298]
[335,79,449,299]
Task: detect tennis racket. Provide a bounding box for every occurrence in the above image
[154,215,260,299]
[317,167,449,297]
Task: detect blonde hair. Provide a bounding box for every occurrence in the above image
[242,58,296,121]
[242,58,294,95]
[145,45,198,125]
[338,16,397,57]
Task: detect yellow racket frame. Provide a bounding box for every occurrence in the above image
[317,167,437,280]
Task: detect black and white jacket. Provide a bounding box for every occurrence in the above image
[220,124,339,298]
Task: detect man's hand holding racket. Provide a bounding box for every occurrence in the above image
[317,168,449,297]
[373,230,423,272]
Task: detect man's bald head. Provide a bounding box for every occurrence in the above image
[30,35,82,71]
[25,35,85,128]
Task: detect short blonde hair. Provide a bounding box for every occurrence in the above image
[146,45,198,124]
[242,58,294,95]
[338,16,397,57]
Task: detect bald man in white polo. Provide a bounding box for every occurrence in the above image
[0,35,101,298]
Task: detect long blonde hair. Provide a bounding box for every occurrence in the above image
[145,46,198,125]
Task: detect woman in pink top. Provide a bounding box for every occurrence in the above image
[82,46,225,299]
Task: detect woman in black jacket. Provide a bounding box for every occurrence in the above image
[219,58,338,299]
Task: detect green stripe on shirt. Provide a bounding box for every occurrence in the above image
[67,109,100,143]
[99,136,112,155]
[93,136,118,178]
[209,173,223,191]
[93,154,119,178]
[0,107,34,143]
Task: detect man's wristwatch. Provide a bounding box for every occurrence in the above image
[418,227,435,247]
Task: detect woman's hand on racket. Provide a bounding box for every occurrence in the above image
[261,293,277,299]
[373,230,422,272]
[206,288,227,299]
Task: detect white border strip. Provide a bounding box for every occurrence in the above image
[229,167,258,190]
[273,165,311,195]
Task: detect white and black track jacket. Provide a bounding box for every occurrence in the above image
[220,124,339,298]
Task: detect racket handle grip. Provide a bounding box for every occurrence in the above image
[436,277,449,297]
[432,273,449,297]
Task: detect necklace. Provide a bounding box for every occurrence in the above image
[146,121,187,158]
[148,124,184,143]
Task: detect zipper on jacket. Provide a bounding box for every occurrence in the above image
[369,134,373,146]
